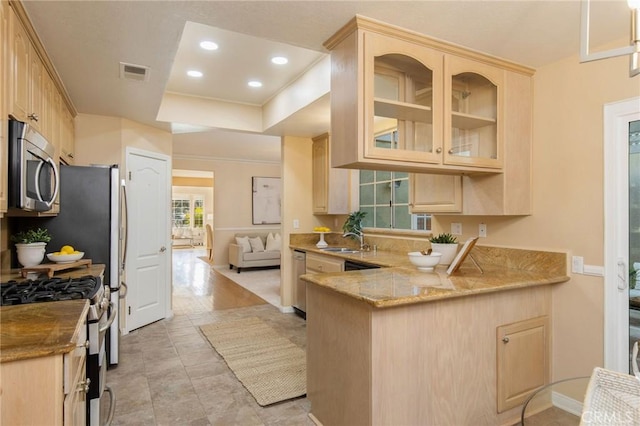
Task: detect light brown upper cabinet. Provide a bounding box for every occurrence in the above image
[0,0,9,216]
[324,16,534,215]
[312,133,350,215]
[9,7,44,132]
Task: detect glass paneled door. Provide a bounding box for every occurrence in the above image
[630,119,640,372]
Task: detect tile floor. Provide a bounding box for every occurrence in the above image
[107,248,312,425]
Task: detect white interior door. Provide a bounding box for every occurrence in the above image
[604,97,640,373]
[125,148,171,331]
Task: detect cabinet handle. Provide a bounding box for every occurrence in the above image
[448,149,454,154]
[28,113,39,122]
[435,148,442,154]
[79,378,91,393]
[502,336,510,343]
[78,340,89,349]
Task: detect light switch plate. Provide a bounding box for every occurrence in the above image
[572,256,584,274]
[451,223,462,235]
[479,223,487,238]
[293,219,299,229]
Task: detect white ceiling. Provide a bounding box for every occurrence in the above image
[21,0,631,163]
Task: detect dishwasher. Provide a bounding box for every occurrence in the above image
[293,250,307,319]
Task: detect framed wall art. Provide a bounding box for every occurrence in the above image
[252,177,281,225]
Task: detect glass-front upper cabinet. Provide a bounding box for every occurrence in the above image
[444,55,504,169]
[364,31,444,165]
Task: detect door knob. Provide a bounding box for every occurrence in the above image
[502,336,510,343]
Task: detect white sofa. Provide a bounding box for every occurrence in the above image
[228,232,281,273]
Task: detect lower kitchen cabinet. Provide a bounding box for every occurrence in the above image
[496,315,550,412]
[306,252,345,273]
[0,307,88,425]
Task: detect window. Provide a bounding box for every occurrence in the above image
[358,170,431,231]
[172,195,204,229]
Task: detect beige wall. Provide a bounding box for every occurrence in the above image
[434,50,639,380]
[171,156,281,267]
[75,114,172,167]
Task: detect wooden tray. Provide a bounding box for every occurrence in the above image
[21,259,93,278]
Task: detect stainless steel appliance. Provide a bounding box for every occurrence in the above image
[293,250,306,318]
[41,165,127,371]
[8,119,60,212]
[12,164,128,425]
[0,275,116,425]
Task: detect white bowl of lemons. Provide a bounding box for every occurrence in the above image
[47,245,84,263]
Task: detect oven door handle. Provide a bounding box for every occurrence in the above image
[99,302,117,334]
[103,385,116,426]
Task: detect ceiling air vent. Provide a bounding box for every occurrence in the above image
[119,62,150,82]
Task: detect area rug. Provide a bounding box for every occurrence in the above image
[200,316,306,406]
[213,266,282,310]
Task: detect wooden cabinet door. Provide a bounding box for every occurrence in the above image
[9,7,29,122]
[409,173,462,213]
[28,43,43,132]
[312,135,329,213]
[0,0,9,214]
[496,316,550,412]
[312,133,350,215]
[60,104,75,164]
[444,55,504,169]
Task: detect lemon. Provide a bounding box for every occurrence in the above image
[73,251,81,254]
[53,251,61,255]
[60,245,75,254]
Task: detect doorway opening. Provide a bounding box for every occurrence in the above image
[604,97,640,373]
[171,169,215,308]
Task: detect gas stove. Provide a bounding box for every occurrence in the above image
[0,275,108,321]
[0,274,115,425]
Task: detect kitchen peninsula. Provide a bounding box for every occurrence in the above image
[293,239,569,426]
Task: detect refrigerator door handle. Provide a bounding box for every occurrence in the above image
[121,180,129,270]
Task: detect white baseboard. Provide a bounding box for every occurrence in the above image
[552,390,583,417]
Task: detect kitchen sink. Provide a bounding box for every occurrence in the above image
[320,247,360,254]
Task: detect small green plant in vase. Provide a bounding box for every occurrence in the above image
[428,233,458,266]
[11,227,52,244]
[11,227,52,268]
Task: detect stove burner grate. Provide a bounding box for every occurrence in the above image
[0,275,102,306]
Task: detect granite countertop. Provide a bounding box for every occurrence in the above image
[291,243,570,308]
[0,299,89,363]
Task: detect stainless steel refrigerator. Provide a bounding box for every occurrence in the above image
[43,164,127,368]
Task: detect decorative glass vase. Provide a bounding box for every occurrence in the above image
[15,242,47,267]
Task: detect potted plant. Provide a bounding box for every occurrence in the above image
[11,227,52,267]
[429,233,459,266]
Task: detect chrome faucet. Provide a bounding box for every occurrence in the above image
[342,231,368,251]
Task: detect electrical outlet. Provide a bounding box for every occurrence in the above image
[479,223,487,238]
[293,219,299,229]
[451,222,462,235]
[572,256,584,274]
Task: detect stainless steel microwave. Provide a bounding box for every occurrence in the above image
[8,119,59,212]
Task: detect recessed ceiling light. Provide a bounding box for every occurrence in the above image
[199,40,219,51]
[248,80,263,88]
[271,56,288,65]
[187,70,203,78]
